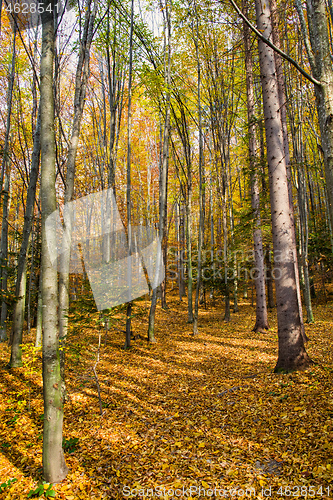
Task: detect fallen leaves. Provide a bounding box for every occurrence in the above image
[0,295,333,498]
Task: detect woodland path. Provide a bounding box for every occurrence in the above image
[0,293,332,499]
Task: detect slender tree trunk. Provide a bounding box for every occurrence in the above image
[255,0,312,371]
[0,0,3,38]
[179,200,186,299]
[124,0,134,349]
[186,185,194,323]
[0,27,16,194]
[148,0,171,337]
[27,225,36,335]
[35,267,42,348]
[40,1,68,482]
[58,0,97,363]
[0,172,10,342]
[265,244,275,308]
[295,0,333,236]
[0,27,16,342]
[9,107,41,365]
[222,183,230,322]
[193,0,203,335]
[243,0,269,333]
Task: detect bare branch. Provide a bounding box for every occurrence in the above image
[227,0,321,87]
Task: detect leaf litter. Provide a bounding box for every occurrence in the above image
[0,294,332,499]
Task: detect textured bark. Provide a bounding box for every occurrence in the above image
[295,0,333,233]
[243,0,269,333]
[58,0,97,355]
[222,186,230,322]
[35,267,42,348]
[9,107,41,366]
[0,28,16,342]
[193,0,204,335]
[255,0,312,371]
[270,0,306,342]
[179,201,186,299]
[186,186,194,323]
[124,0,134,349]
[0,172,10,342]
[148,0,172,337]
[40,1,68,482]
[289,91,314,324]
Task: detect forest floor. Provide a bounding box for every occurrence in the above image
[0,291,333,499]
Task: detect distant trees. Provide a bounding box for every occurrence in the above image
[2,8,333,490]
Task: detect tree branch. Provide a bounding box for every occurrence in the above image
[227,0,321,87]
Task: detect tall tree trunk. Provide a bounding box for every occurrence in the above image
[35,267,42,348]
[193,0,203,335]
[124,0,134,349]
[270,0,306,342]
[58,0,97,365]
[265,244,275,308]
[295,0,333,237]
[243,0,269,333]
[186,184,194,323]
[40,1,68,482]
[179,199,186,299]
[147,0,171,338]
[0,27,16,342]
[0,172,10,342]
[255,0,312,371]
[222,178,230,322]
[9,107,41,366]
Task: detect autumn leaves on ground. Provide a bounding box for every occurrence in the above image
[1,293,333,499]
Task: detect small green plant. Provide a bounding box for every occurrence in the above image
[62,437,79,454]
[27,482,56,498]
[0,478,17,493]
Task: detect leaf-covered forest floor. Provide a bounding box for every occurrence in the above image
[1,291,333,499]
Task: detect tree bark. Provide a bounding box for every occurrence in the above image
[255,0,312,371]
[243,0,269,333]
[40,0,68,482]
[270,0,306,342]
[147,0,171,338]
[9,106,41,366]
[0,27,16,342]
[58,0,97,358]
[193,0,204,335]
[295,0,333,235]
[124,0,134,349]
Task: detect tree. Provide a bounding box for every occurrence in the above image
[295,0,333,235]
[58,0,97,387]
[242,0,269,333]
[125,0,135,350]
[254,0,312,371]
[40,0,68,482]
[147,0,172,340]
[0,25,16,342]
[9,106,41,366]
